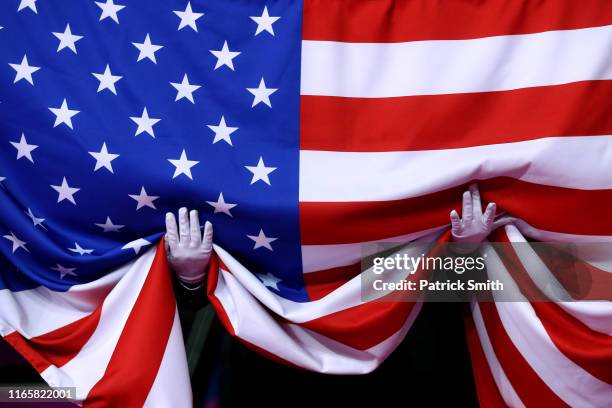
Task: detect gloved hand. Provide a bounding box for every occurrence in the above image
[165,207,213,286]
[450,184,496,244]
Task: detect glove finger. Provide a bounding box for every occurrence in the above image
[163,235,171,256]
[202,221,213,251]
[165,212,179,250]
[462,190,473,223]
[469,183,483,215]
[178,207,190,245]
[483,202,497,227]
[450,210,462,232]
[492,215,515,230]
[189,210,201,247]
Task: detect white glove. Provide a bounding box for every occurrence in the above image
[450,184,496,244]
[165,207,213,285]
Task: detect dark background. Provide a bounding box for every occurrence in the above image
[193,302,479,407]
[0,302,478,407]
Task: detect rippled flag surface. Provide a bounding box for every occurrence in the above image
[1,1,612,406]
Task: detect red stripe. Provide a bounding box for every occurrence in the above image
[4,307,101,374]
[303,0,612,42]
[478,302,569,407]
[300,233,449,349]
[301,80,612,152]
[488,229,551,302]
[299,299,417,350]
[494,231,612,384]
[209,250,419,351]
[304,263,361,300]
[206,253,234,337]
[206,254,303,370]
[300,185,461,245]
[210,234,445,352]
[300,178,612,245]
[533,245,612,301]
[463,312,508,408]
[84,241,176,407]
[534,302,612,384]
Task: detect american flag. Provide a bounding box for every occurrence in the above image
[1,0,611,406]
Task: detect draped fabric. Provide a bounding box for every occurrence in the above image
[1,1,611,406]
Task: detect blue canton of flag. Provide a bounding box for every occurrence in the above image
[0,0,307,301]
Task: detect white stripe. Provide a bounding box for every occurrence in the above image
[505,225,579,303]
[300,136,612,202]
[301,227,445,272]
[301,26,612,97]
[494,301,612,407]
[483,243,612,407]
[216,245,362,321]
[505,218,612,272]
[302,217,612,275]
[505,224,612,336]
[39,246,156,400]
[213,263,422,374]
[0,259,126,338]
[216,244,421,321]
[506,217,612,243]
[144,309,192,408]
[470,301,525,408]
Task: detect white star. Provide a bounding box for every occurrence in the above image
[10,133,38,162]
[206,192,237,217]
[168,149,199,180]
[52,24,83,54]
[247,229,278,251]
[92,64,122,94]
[173,2,203,32]
[68,242,94,256]
[50,177,80,204]
[170,74,201,104]
[18,0,37,13]
[49,98,79,129]
[246,77,277,108]
[95,216,124,232]
[132,34,163,63]
[25,208,46,230]
[245,157,276,185]
[129,186,159,210]
[257,272,282,290]
[95,0,125,24]
[3,232,29,253]
[130,107,160,138]
[210,41,241,70]
[89,142,119,173]
[51,264,77,279]
[250,6,280,36]
[122,238,151,254]
[207,116,238,146]
[9,55,40,85]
